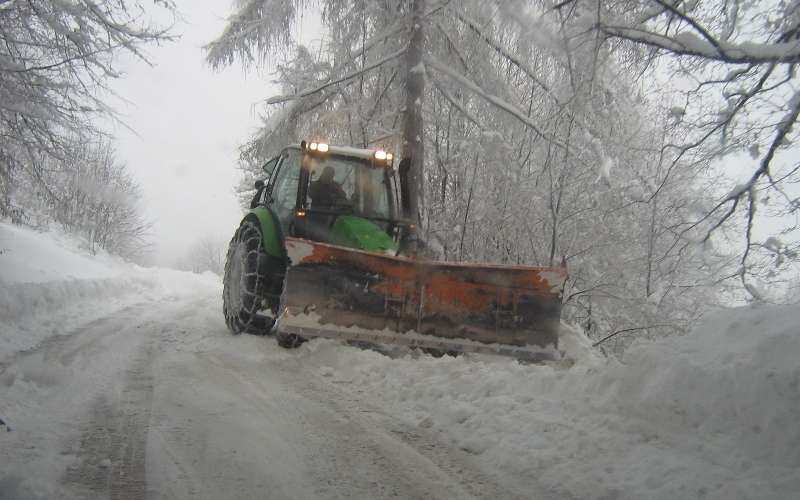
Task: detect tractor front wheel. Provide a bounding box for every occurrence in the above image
[223,219,273,335]
[275,330,306,349]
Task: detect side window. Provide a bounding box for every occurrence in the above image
[260,156,280,205]
[269,150,301,227]
[263,157,280,187]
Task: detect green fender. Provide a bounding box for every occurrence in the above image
[246,206,285,258]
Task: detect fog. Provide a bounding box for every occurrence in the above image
[107,2,274,267]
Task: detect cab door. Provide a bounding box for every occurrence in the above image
[267,148,302,232]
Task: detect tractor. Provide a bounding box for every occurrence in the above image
[222,141,566,361]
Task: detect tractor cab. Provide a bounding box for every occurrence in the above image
[252,141,405,254]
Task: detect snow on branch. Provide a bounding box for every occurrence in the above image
[601,26,800,64]
[660,85,800,301]
[429,77,485,132]
[429,75,516,150]
[266,47,406,105]
[451,8,563,106]
[424,55,570,151]
[205,0,297,69]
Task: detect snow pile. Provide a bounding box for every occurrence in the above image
[0,222,219,362]
[606,305,800,467]
[296,305,800,500]
[556,320,598,365]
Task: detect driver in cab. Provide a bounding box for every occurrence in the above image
[309,166,348,210]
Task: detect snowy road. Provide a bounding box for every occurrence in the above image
[3,224,798,500]
[0,291,526,500]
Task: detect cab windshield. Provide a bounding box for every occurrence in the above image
[305,154,393,220]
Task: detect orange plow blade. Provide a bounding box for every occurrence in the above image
[278,237,567,361]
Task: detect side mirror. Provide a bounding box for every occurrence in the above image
[250,180,267,209]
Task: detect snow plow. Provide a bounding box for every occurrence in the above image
[223,141,566,361]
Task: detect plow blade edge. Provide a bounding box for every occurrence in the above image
[279,237,567,361]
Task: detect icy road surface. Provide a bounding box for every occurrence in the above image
[0,292,528,500]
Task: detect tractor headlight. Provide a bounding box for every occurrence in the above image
[317,143,329,152]
[374,150,387,160]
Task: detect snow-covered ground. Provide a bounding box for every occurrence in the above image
[1,222,798,499]
[0,222,218,362]
[298,305,800,499]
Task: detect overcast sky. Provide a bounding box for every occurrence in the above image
[107,2,274,266]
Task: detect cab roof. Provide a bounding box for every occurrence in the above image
[287,143,387,161]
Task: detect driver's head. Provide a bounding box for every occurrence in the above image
[319,166,336,182]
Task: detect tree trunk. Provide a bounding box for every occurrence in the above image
[401,0,426,224]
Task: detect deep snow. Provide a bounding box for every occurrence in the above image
[0,222,218,362]
[1,222,798,499]
[295,303,800,499]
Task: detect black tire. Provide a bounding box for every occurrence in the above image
[275,330,306,349]
[223,218,274,335]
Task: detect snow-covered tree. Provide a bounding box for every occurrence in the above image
[182,236,227,275]
[208,0,731,350]
[49,142,151,259]
[0,0,173,247]
[552,0,800,297]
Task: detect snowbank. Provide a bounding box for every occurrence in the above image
[293,305,800,500]
[0,222,219,362]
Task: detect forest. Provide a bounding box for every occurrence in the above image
[207,0,800,352]
[0,0,174,259]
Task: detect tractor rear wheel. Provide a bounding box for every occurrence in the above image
[223,218,274,335]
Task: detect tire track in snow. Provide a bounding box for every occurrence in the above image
[4,288,553,499]
[62,335,155,499]
[0,296,209,499]
[191,346,525,500]
[285,363,530,500]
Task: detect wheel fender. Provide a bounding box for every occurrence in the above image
[246,207,285,259]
